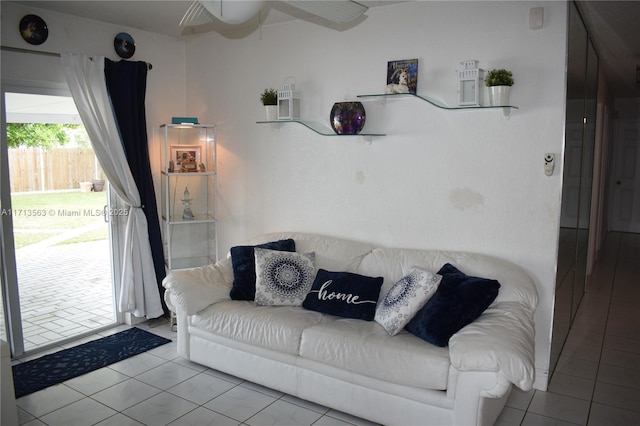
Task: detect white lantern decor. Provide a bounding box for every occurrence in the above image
[277,78,300,120]
[457,60,484,107]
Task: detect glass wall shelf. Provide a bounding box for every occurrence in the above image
[256,120,385,137]
[163,214,217,224]
[162,171,216,176]
[170,256,213,270]
[357,93,518,111]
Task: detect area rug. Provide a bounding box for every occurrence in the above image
[12,327,171,398]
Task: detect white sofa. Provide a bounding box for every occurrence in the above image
[163,232,538,426]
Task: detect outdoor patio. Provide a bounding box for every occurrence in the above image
[14,223,115,352]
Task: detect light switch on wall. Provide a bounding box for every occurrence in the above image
[544,153,555,176]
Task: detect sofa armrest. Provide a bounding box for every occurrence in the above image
[162,257,234,315]
[448,301,536,392]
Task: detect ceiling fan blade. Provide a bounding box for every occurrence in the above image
[181,17,263,38]
[179,1,215,28]
[280,0,368,24]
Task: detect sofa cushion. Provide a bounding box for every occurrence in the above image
[300,319,450,390]
[405,263,500,347]
[229,239,296,301]
[254,248,316,306]
[190,300,328,355]
[357,247,537,311]
[302,269,383,320]
[374,268,442,336]
[239,232,379,273]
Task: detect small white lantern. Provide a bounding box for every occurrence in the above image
[277,80,300,120]
[457,60,484,107]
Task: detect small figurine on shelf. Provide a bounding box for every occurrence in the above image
[168,160,174,173]
[385,68,410,94]
[181,186,195,220]
[199,163,206,172]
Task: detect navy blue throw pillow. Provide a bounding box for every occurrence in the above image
[229,239,296,300]
[302,269,383,320]
[405,263,500,347]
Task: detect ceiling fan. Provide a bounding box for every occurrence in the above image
[179,0,369,38]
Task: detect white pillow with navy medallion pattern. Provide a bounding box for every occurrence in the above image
[374,267,442,335]
[254,248,316,306]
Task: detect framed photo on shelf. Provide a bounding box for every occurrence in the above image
[171,145,201,172]
[386,59,418,95]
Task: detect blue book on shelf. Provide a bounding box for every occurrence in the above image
[171,117,199,124]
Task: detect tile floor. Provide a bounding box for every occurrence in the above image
[497,231,640,426]
[11,232,640,425]
[13,321,376,426]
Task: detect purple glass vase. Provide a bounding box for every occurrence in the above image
[330,102,366,135]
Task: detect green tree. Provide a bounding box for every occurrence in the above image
[6,123,79,149]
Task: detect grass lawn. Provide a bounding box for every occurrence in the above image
[10,191,108,248]
[12,232,54,248]
[60,227,108,245]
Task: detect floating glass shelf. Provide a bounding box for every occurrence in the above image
[163,214,216,225]
[256,120,385,137]
[161,171,216,177]
[357,93,518,111]
[165,256,216,270]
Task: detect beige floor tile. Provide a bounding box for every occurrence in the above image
[592,382,640,413]
[588,402,640,426]
[528,391,590,425]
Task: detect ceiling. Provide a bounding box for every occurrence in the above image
[575,1,640,98]
[5,92,82,124]
[9,1,640,98]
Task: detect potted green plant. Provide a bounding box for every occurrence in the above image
[260,88,278,121]
[485,69,514,106]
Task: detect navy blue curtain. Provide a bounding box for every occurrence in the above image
[104,59,168,316]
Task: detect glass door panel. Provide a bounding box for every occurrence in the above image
[2,91,119,356]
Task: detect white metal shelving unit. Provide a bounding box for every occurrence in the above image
[160,123,218,271]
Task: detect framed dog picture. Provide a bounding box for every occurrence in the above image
[385,59,418,95]
[171,145,201,172]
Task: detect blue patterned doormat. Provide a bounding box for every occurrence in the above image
[12,327,171,398]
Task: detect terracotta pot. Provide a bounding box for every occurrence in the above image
[80,182,93,192]
[92,179,105,192]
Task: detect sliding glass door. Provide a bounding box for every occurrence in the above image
[1,88,122,357]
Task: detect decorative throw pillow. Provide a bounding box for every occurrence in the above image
[302,269,383,321]
[405,263,500,347]
[254,248,316,306]
[229,239,296,301]
[374,268,442,336]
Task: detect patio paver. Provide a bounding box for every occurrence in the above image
[14,224,115,352]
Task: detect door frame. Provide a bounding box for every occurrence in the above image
[0,85,23,356]
[1,82,124,357]
[608,118,640,233]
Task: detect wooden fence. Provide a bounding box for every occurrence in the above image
[8,147,105,193]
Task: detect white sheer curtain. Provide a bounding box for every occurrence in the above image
[61,53,163,319]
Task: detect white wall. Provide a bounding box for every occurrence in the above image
[185,1,567,389]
